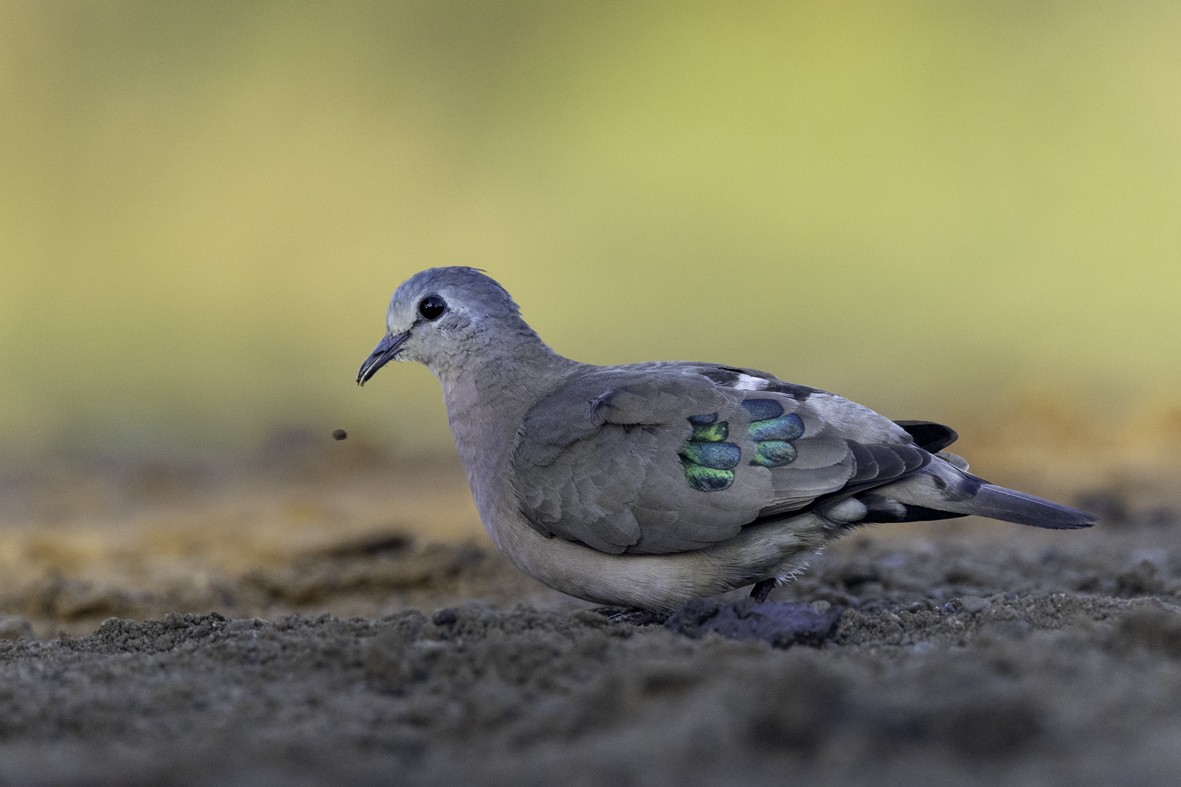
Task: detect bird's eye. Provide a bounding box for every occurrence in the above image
[417,294,447,321]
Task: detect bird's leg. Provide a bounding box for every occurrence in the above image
[749,578,778,603]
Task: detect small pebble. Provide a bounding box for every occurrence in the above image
[959,595,991,614]
[332,429,348,441]
[432,608,458,626]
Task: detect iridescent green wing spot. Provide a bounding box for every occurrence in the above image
[682,463,737,492]
[752,440,797,466]
[742,399,804,468]
[680,411,740,492]
[688,412,729,442]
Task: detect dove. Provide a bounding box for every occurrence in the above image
[358,267,1095,611]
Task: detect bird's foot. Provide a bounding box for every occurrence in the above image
[591,607,669,626]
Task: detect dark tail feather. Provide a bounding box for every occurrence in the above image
[967,483,1097,530]
[894,420,959,452]
[868,464,1098,530]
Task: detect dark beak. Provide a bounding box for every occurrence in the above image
[357,331,409,385]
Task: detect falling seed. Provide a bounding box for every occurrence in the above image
[332,428,348,441]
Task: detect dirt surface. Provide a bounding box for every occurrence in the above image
[2,419,1180,786]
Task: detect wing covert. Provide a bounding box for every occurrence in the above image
[511,364,930,555]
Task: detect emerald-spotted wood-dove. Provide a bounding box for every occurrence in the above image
[358,267,1095,611]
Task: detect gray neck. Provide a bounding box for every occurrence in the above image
[437,331,577,527]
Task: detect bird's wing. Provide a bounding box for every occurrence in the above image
[511,363,932,555]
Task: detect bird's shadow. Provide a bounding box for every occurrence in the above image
[593,598,844,648]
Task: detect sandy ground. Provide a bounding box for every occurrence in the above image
[2,413,1180,786]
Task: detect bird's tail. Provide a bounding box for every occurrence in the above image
[878,461,1097,530]
[960,482,1096,529]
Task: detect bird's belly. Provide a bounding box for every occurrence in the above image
[484,504,830,611]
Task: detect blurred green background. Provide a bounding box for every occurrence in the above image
[2,1,1178,460]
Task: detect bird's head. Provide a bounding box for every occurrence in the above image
[357,266,532,384]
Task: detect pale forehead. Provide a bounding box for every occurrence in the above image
[390,267,517,312]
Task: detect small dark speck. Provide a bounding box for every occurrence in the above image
[332,429,348,441]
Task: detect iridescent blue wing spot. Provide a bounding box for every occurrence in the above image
[743,400,804,469]
[680,441,741,470]
[752,440,798,467]
[741,399,785,421]
[748,413,805,442]
[680,411,739,492]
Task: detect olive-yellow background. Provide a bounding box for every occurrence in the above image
[3,1,1177,460]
